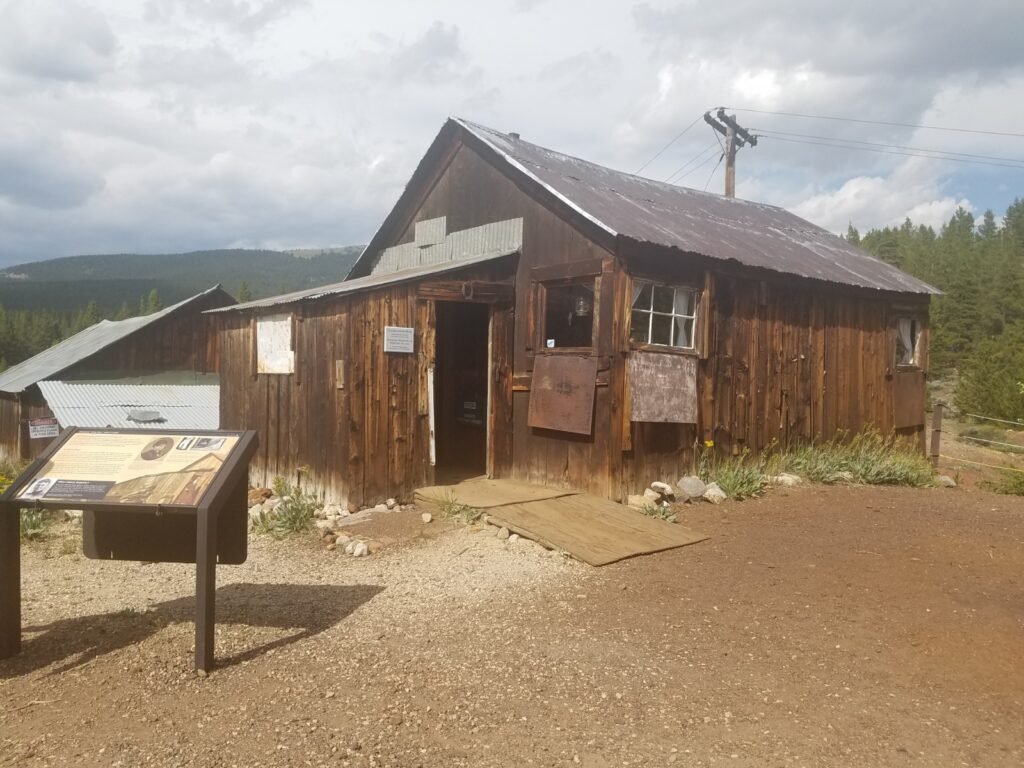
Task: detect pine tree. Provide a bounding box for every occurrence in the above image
[144,289,162,314]
[238,281,253,302]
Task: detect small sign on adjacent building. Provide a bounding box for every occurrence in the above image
[28,417,59,440]
[383,325,415,354]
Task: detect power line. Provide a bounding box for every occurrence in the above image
[634,114,705,174]
[703,155,725,191]
[758,134,1024,170]
[753,128,1024,166]
[664,142,719,183]
[671,149,722,184]
[723,106,1024,139]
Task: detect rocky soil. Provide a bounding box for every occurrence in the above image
[2,487,1023,767]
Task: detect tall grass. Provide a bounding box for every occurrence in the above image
[775,432,935,487]
[697,449,765,499]
[697,431,935,498]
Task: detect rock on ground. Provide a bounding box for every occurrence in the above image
[703,482,727,504]
[767,473,803,487]
[676,475,707,501]
[937,474,958,487]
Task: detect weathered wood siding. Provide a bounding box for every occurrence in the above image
[616,253,931,498]
[0,390,55,462]
[218,132,931,506]
[373,144,619,499]
[0,290,232,462]
[217,263,513,507]
[61,293,230,379]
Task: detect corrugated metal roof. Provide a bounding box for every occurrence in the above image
[208,248,516,313]
[38,382,219,430]
[0,286,227,394]
[370,217,523,276]
[452,118,937,295]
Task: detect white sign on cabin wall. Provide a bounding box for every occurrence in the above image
[256,314,295,374]
[383,326,415,354]
[28,417,60,440]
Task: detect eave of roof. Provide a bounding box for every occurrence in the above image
[207,249,516,314]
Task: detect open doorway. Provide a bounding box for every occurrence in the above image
[434,301,490,483]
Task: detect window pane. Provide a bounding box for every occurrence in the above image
[673,288,694,317]
[651,313,673,345]
[632,282,652,310]
[652,285,675,313]
[630,310,650,343]
[674,316,695,348]
[544,282,594,348]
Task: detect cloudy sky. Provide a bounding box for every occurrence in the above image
[1,0,1022,266]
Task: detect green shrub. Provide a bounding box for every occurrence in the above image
[697,447,766,500]
[437,491,483,524]
[983,470,1024,496]
[252,477,320,537]
[638,503,677,523]
[19,508,50,541]
[778,431,934,487]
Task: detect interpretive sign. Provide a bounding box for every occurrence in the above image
[1,427,258,672]
[16,431,240,506]
[28,417,59,440]
[383,325,415,354]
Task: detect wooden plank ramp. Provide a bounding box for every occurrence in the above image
[415,478,707,566]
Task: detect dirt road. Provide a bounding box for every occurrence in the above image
[2,485,1022,767]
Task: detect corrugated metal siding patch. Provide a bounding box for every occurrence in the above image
[37,382,220,430]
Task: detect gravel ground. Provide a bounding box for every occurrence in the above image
[2,487,1023,767]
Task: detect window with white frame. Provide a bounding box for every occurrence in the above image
[895,317,920,366]
[630,281,698,349]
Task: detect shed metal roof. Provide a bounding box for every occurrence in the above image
[37,382,219,430]
[352,118,936,294]
[0,286,228,394]
[207,248,515,313]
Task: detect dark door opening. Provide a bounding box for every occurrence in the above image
[434,301,490,483]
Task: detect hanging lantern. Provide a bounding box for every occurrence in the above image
[573,292,592,317]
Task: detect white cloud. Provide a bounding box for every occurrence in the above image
[0,0,117,82]
[0,0,1022,265]
[790,158,972,232]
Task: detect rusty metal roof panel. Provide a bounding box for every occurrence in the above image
[208,248,516,314]
[38,382,219,430]
[0,286,229,394]
[455,119,938,295]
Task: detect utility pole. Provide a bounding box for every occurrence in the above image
[703,108,757,197]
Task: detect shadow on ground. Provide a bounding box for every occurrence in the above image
[0,582,383,678]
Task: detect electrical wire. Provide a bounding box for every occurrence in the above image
[758,134,1024,170]
[670,149,722,185]
[703,154,725,191]
[723,106,1024,139]
[634,114,705,174]
[753,128,1024,166]
[664,142,719,183]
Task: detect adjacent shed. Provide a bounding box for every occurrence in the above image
[0,286,234,460]
[213,118,937,507]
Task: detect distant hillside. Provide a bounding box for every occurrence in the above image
[0,247,363,312]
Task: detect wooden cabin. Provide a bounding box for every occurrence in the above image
[212,118,937,507]
[0,286,233,461]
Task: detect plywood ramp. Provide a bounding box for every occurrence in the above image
[416,478,707,566]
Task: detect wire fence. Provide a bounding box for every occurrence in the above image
[956,410,1024,453]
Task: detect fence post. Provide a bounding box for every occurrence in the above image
[930,401,944,469]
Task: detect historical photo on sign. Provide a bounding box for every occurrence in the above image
[16,431,240,507]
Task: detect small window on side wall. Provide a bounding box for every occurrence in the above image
[543,280,595,349]
[895,317,921,366]
[257,313,295,374]
[630,281,697,349]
